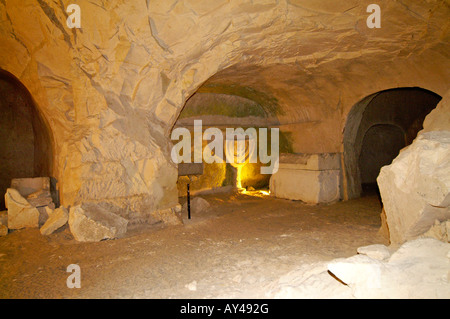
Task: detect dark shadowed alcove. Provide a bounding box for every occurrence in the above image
[343,87,442,199]
[0,70,53,209]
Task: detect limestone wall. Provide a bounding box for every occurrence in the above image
[0,0,449,222]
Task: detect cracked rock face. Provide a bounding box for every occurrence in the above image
[377,91,450,244]
[378,131,450,244]
[0,0,449,223]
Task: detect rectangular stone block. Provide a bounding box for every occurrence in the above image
[270,153,340,204]
[178,163,204,176]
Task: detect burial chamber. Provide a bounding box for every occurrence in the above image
[0,0,449,229]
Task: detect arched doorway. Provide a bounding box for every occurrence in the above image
[343,87,442,200]
[172,91,276,196]
[359,124,406,195]
[0,70,54,209]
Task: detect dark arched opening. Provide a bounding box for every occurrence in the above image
[343,87,442,200]
[359,124,406,195]
[0,70,54,210]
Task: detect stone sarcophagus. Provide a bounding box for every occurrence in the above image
[269,153,341,204]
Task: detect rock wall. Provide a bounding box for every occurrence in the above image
[377,90,450,244]
[0,0,449,223]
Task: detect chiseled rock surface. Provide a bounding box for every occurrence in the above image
[68,204,128,242]
[5,188,39,229]
[377,131,450,244]
[0,1,449,224]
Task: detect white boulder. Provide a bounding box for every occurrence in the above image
[328,238,450,299]
[377,131,450,244]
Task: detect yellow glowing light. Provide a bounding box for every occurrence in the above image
[236,165,244,190]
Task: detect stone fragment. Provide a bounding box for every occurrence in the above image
[182,197,210,214]
[68,204,128,242]
[40,206,69,236]
[26,189,53,207]
[5,188,39,229]
[9,178,55,227]
[357,244,391,261]
[377,131,450,244]
[37,203,55,226]
[328,238,450,298]
[150,205,183,225]
[185,280,197,291]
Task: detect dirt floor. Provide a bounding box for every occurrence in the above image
[0,191,388,299]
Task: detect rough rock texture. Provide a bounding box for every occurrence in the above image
[329,238,450,299]
[5,188,39,229]
[357,244,391,261]
[377,131,450,244]
[26,189,53,208]
[422,90,450,133]
[40,206,68,236]
[68,205,128,242]
[269,238,449,299]
[420,220,449,243]
[0,0,449,222]
[9,178,56,226]
[149,205,183,226]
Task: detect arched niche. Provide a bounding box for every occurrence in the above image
[0,70,55,209]
[343,87,442,200]
[358,124,406,194]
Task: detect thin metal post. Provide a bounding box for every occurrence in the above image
[187,183,191,219]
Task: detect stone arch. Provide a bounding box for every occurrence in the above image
[0,69,55,209]
[342,87,442,200]
[171,65,288,196]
